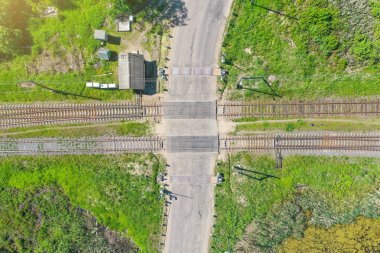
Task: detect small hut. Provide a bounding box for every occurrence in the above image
[94,30,108,41]
[118,53,145,90]
[97,48,111,60]
[117,21,131,32]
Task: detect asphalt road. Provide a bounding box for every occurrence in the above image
[163,0,233,252]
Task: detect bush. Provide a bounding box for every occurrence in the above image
[298,0,340,56]
[211,154,380,252]
[351,33,375,62]
[0,154,165,252]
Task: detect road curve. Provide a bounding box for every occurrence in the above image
[163,0,233,252]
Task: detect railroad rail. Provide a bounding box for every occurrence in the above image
[2,98,380,129]
[220,133,380,156]
[0,102,162,129]
[218,98,380,118]
[0,136,164,156]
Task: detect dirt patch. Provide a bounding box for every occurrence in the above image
[18,81,36,88]
[27,48,84,74]
[80,208,138,252]
[126,160,155,177]
[244,48,252,54]
[234,222,261,253]
[218,118,236,135]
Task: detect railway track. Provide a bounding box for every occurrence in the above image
[0,136,164,156]
[220,133,380,156]
[1,98,380,129]
[1,133,379,156]
[0,102,162,129]
[218,98,380,118]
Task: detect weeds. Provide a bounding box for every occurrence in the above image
[0,154,165,252]
[211,154,380,252]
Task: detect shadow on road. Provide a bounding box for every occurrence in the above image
[138,0,188,28]
[164,0,188,27]
[164,189,192,199]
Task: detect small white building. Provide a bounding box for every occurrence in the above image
[117,21,131,32]
[94,30,108,41]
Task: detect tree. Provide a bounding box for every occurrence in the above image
[0,26,21,60]
[26,0,55,13]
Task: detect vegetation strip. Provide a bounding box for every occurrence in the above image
[0,154,166,252]
[0,121,151,138]
[211,154,380,252]
[221,0,380,100]
[235,119,380,133]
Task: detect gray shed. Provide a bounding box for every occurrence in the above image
[118,53,145,90]
[94,30,108,41]
[97,48,111,60]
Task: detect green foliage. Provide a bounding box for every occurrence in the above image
[0,0,32,60]
[222,0,380,100]
[0,0,137,102]
[285,123,295,132]
[26,0,55,12]
[351,33,375,62]
[279,217,380,252]
[235,119,380,133]
[0,121,151,138]
[0,154,165,252]
[298,0,340,56]
[211,154,380,252]
[0,26,21,59]
[0,187,137,252]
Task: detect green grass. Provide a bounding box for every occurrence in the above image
[0,72,135,102]
[222,0,380,100]
[0,154,165,252]
[211,154,380,252]
[0,0,167,102]
[0,121,151,138]
[235,119,380,133]
[0,0,135,102]
[0,187,138,252]
[279,217,380,252]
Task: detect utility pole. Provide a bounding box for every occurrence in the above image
[274,135,283,169]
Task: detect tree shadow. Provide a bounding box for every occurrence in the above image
[56,0,76,10]
[138,0,188,28]
[163,0,188,27]
[6,0,33,56]
[144,60,158,95]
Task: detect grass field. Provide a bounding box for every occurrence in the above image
[0,0,135,102]
[0,187,138,252]
[0,153,165,252]
[211,154,380,252]
[222,0,380,100]
[234,118,380,133]
[0,121,151,138]
[279,217,380,252]
[0,0,170,102]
